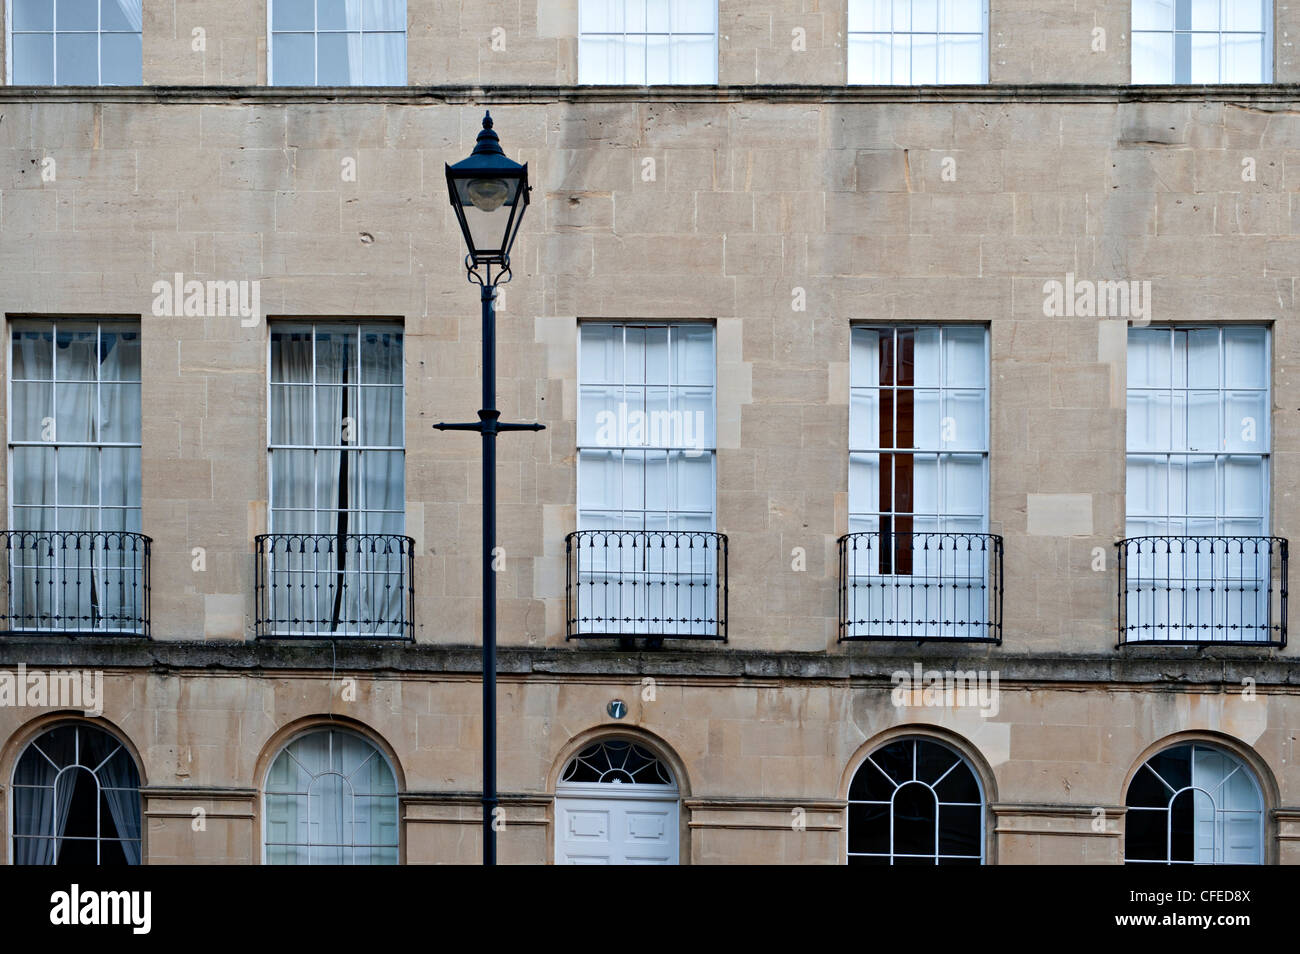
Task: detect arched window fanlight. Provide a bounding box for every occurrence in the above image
[847,736,984,864]
[1125,742,1264,864]
[560,739,674,786]
[264,728,400,864]
[12,723,142,865]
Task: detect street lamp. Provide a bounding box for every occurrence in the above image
[436,111,542,865]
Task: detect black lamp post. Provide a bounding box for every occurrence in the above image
[437,111,541,865]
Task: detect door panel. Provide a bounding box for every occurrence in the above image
[556,795,679,865]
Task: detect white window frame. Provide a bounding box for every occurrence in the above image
[577,0,719,85]
[847,0,990,85]
[266,320,406,536]
[848,325,990,536]
[267,0,408,87]
[6,0,143,86]
[1131,0,1272,84]
[1125,325,1271,538]
[7,318,144,537]
[576,321,717,533]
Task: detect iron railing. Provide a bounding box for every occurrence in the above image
[838,531,1003,642]
[565,530,727,641]
[255,533,414,639]
[1116,536,1287,646]
[0,530,151,636]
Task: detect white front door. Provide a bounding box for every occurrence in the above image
[554,792,679,865]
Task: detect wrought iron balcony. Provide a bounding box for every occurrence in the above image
[255,533,414,639]
[565,530,727,641]
[1116,536,1287,646]
[838,531,1003,642]
[0,530,152,636]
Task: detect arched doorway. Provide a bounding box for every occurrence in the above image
[554,738,679,864]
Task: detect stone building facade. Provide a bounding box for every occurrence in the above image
[0,0,1298,864]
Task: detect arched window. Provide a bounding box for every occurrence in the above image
[11,723,142,864]
[560,739,675,785]
[263,728,399,864]
[1125,742,1264,864]
[847,737,984,864]
[555,739,679,864]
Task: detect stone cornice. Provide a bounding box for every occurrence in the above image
[0,84,1299,106]
[0,637,1296,686]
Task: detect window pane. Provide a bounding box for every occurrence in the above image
[672,0,715,32]
[12,447,55,506]
[1127,456,1167,516]
[55,384,97,441]
[1132,32,1174,83]
[1222,34,1266,83]
[362,32,407,84]
[1222,456,1264,518]
[102,0,144,31]
[941,0,984,32]
[100,383,142,443]
[890,33,911,83]
[942,454,984,515]
[12,35,55,86]
[1224,391,1267,452]
[318,32,363,85]
[646,0,671,32]
[59,0,101,30]
[670,34,715,83]
[360,329,402,384]
[848,33,892,84]
[14,0,55,30]
[56,33,99,85]
[317,0,361,30]
[581,0,624,33]
[1224,327,1267,387]
[673,451,712,513]
[273,33,317,84]
[359,387,403,446]
[11,383,53,441]
[942,327,985,387]
[274,0,316,30]
[1189,0,1220,30]
[102,448,142,508]
[101,32,143,85]
[1133,0,1175,30]
[58,448,98,507]
[1189,32,1221,83]
[911,33,938,85]
[1224,0,1265,31]
[939,32,982,83]
[579,35,625,84]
